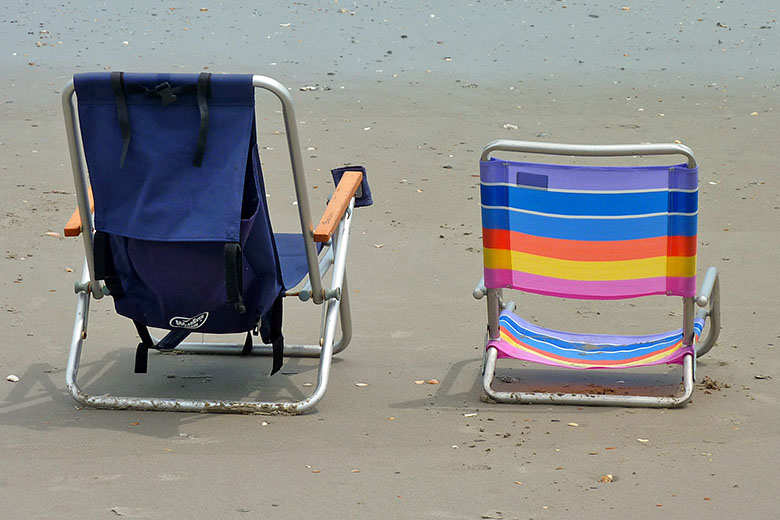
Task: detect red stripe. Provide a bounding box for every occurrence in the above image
[668,235,697,256]
[483,228,696,261]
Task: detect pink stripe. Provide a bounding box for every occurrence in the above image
[484,269,695,299]
[666,276,696,297]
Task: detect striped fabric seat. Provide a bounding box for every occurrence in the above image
[480,158,698,299]
[490,311,701,369]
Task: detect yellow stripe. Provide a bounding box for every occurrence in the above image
[484,248,696,281]
[667,255,696,278]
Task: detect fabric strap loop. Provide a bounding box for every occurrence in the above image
[224,242,246,314]
[193,72,211,167]
[110,71,131,169]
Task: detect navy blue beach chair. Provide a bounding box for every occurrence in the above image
[62,72,371,414]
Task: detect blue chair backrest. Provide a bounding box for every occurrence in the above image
[74,72,283,334]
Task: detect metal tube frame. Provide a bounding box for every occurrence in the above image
[62,75,357,414]
[477,140,717,408]
[480,139,697,168]
[694,266,721,357]
[62,82,103,300]
[252,75,325,303]
[481,346,695,408]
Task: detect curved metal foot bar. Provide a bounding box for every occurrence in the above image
[66,292,343,415]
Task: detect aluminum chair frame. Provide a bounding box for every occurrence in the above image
[62,75,357,414]
[474,139,721,408]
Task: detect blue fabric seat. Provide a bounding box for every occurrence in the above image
[275,233,323,289]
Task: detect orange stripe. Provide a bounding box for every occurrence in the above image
[483,228,696,261]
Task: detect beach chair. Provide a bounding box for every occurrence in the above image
[474,140,721,407]
[61,72,372,414]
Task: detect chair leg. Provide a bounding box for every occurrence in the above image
[695,267,721,358]
[482,346,695,408]
[65,279,91,406]
[331,274,352,354]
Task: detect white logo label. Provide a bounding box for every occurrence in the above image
[169,312,209,329]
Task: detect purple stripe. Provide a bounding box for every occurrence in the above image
[484,269,698,299]
[669,167,698,190]
[480,159,697,192]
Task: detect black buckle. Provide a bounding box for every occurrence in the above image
[154,82,177,106]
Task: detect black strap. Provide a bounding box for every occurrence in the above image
[92,231,124,298]
[224,243,246,314]
[111,71,131,169]
[193,72,211,167]
[241,331,253,356]
[132,322,192,373]
[261,295,284,375]
[157,329,191,350]
[133,320,155,374]
[93,230,109,281]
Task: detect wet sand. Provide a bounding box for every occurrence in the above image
[1,2,779,518]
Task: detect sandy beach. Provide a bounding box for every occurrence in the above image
[1,1,779,518]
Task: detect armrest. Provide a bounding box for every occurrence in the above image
[64,187,94,237]
[313,170,363,243]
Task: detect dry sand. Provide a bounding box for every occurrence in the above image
[1,2,779,518]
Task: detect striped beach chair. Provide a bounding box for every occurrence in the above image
[474,140,721,407]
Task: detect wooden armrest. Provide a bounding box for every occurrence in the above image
[64,187,94,237]
[313,170,363,243]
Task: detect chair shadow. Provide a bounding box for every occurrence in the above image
[390,355,700,412]
[389,358,484,410]
[0,347,337,438]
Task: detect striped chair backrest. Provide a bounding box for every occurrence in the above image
[480,158,698,299]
